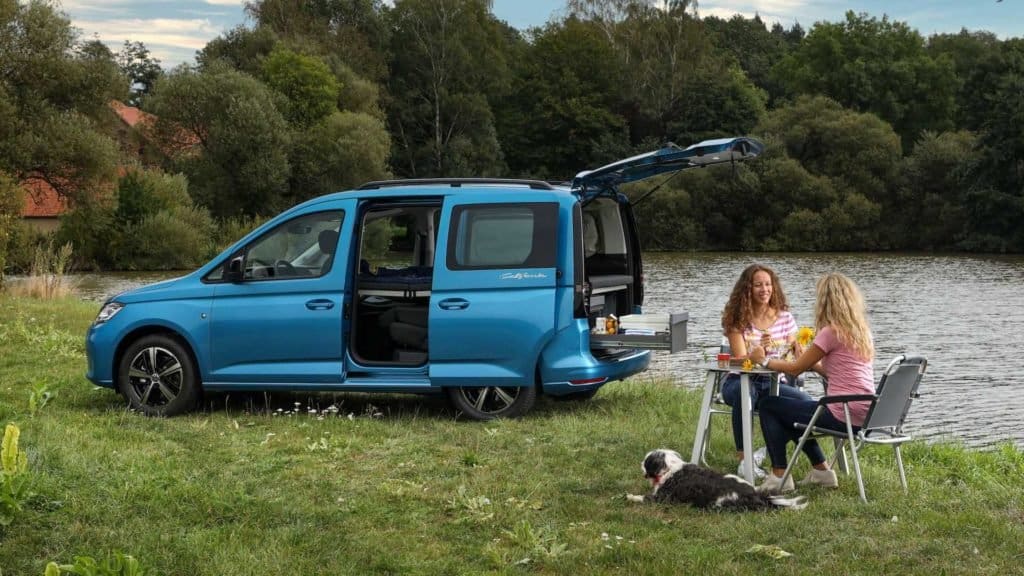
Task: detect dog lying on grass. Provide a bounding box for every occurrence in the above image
[626,449,807,511]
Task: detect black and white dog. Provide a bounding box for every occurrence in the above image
[626,449,807,511]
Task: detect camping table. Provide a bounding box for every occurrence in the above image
[691,364,779,485]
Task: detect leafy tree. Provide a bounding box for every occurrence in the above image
[963,71,1024,251]
[262,47,340,126]
[927,30,995,130]
[0,0,123,203]
[109,169,213,269]
[245,0,390,82]
[665,65,765,145]
[55,196,116,270]
[497,17,629,179]
[772,11,957,147]
[386,0,512,177]
[147,63,292,217]
[895,130,977,250]
[771,20,805,49]
[116,40,163,107]
[754,96,905,249]
[703,14,790,105]
[754,154,838,251]
[609,0,709,142]
[198,25,280,76]
[561,1,763,147]
[289,110,391,201]
[756,95,901,205]
[328,58,384,116]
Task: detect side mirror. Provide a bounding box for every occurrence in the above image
[225,255,245,282]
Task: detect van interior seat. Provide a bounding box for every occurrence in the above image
[381,305,428,351]
[318,229,339,271]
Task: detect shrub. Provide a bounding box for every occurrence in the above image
[129,206,216,270]
[55,199,116,271]
[7,240,77,299]
[3,221,51,275]
[213,214,267,255]
[0,174,25,283]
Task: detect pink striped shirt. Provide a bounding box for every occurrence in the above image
[742,311,797,360]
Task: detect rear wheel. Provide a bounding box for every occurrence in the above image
[117,334,200,416]
[447,385,537,420]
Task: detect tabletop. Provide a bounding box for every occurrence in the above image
[703,362,777,375]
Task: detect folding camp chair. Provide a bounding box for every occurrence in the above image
[779,355,928,503]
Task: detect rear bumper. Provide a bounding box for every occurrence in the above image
[540,321,651,396]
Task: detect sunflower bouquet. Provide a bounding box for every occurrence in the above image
[797,326,815,348]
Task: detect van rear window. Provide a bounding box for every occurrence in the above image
[447,203,557,269]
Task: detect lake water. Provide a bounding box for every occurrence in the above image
[41,253,1024,448]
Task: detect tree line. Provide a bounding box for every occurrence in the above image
[2,0,1023,274]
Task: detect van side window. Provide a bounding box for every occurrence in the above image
[447,203,558,269]
[206,210,344,282]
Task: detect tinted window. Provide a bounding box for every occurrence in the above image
[207,211,344,282]
[447,203,557,269]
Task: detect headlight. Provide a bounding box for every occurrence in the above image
[94,302,125,324]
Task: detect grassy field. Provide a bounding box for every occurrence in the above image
[1,293,1023,575]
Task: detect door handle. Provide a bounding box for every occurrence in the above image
[306,299,335,310]
[438,298,469,310]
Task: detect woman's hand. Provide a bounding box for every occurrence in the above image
[749,346,767,364]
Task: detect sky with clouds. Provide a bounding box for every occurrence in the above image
[61,0,1024,69]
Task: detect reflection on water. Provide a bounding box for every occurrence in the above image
[70,271,190,302]
[37,253,1024,448]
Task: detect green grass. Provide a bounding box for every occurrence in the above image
[1,293,1023,575]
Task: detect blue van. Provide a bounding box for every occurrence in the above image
[85,137,762,419]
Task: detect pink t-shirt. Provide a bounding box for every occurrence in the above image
[813,325,875,426]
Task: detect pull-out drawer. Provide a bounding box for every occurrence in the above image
[589,312,688,354]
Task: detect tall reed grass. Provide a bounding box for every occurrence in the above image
[5,240,77,299]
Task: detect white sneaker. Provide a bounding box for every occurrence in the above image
[753,446,767,467]
[737,459,768,480]
[758,473,795,494]
[799,468,839,488]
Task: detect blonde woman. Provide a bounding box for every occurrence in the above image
[749,273,875,493]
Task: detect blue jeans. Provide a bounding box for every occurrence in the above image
[720,373,813,452]
[756,394,860,470]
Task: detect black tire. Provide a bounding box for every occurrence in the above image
[552,388,599,402]
[117,334,200,416]
[447,384,537,420]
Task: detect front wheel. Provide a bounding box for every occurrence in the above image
[447,384,537,420]
[117,334,200,416]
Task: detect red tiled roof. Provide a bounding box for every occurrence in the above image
[110,99,156,129]
[18,101,199,218]
[21,178,67,218]
[111,99,200,153]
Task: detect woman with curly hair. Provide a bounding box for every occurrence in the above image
[750,272,875,493]
[720,264,814,481]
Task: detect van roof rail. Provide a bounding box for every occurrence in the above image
[357,178,557,191]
